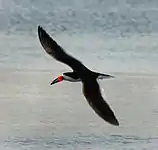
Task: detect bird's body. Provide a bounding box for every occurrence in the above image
[38,26,119,126]
[62,71,113,82]
[63,72,81,82]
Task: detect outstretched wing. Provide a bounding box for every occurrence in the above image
[82,80,119,126]
[38,26,88,72]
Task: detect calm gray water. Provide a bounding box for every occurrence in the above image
[0,0,158,149]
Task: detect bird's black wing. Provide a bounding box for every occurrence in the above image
[38,26,88,72]
[82,80,119,126]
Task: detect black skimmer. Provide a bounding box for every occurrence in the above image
[38,26,119,126]
[51,71,114,85]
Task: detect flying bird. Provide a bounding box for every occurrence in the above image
[38,26,119,126]
[51,71,114,85]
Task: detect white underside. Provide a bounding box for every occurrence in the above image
[63,74,113,82]
[63,74,81,82]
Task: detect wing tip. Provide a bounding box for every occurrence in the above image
[38,25,45,34]
[107,111,119,126]
[37,25,53,55]
[37,25,46,39]
[37,25,65,59]
[110,118,119,126]
[37,25,43,31]
[37,25,56,45]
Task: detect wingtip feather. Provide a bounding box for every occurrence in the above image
[110,117,119,126]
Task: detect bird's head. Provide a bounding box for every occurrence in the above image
[50,75,64,85]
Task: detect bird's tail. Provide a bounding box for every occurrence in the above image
[93,72,114,80]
